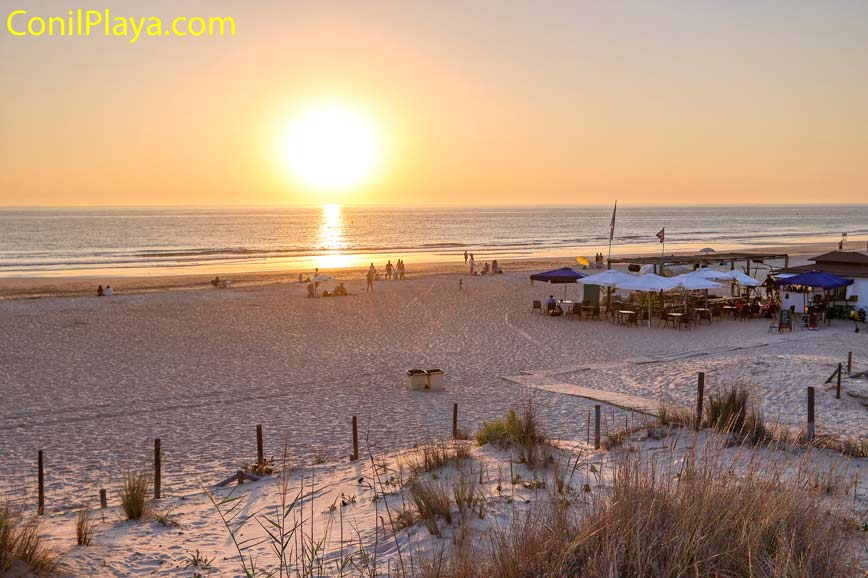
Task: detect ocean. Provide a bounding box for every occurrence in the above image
[1,204,867,276]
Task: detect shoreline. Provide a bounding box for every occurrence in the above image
[1,237,862,300]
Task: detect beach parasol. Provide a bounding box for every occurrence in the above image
[691,268,732,281]
[727,270,760,286]
[577,269,635,288]
[673,274,722,309]
[530,267,586,299]
[775,270,852,290]
[699,247,716,253]
[575,256,590,267]
[615,274,679,327]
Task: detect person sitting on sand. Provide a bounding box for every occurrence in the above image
[307,279,316,298]
[105,285,113,296]
[97,285,104,297]
[334,282,348,296]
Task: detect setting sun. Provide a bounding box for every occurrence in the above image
[281,103,383,192]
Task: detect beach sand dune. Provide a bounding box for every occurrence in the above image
[1,271,866,512]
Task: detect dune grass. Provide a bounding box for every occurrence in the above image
[119,472,151,520]
[0,501,58,575]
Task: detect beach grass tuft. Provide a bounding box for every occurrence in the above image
[0,501,58,574]
[408,478,452,535]
[119,472,151,521]
[76,508,95,546]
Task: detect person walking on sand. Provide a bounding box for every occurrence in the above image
[464,250,468,264]
[469,256,476,275]
[366,264,376,292]
[385,260,393,280]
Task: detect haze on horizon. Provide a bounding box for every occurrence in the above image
[1,1,867,207]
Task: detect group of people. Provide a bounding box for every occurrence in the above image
[466,252,503,276]
[365,259,407,292]
[593,253,606,269]
[96,285,113,296]
[384,259,406,280]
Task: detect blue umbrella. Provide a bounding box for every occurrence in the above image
[530,267,586,300]
[775,270,853,290]
[529,267,587,283]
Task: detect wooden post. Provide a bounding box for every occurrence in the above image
[452,403,458,439]
[37,450,44,516]
[807,387,815,441]
[836,363,842,400]
[99,489,107,509]
[256,424,264,466]
[351,416,359,461]
[847,351,852,374]
[154,438,161,500]
[695,372,705,430]
[593,405,601,450]
[586,408,591,445]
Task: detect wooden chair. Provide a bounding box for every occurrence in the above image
[532,300,542,314]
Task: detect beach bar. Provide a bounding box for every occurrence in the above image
[608,251,790,276]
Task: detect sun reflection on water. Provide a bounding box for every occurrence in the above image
[318,204,346,251]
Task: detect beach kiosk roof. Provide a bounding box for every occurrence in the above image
[529,267,586,283]
[775,270,853,290]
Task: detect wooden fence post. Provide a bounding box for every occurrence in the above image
[594,405,601,450]
[37,450,44,516]
[452,403,458,439]
[99,488,107,509]
[695,372,705,430]
[807,387,815,442]
[154,438,161,499]
[351,416,359,461]
[847,351,852,374]
[836,363,842,400]
[256,424,264,466]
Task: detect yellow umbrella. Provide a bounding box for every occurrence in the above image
[576,256,590,267]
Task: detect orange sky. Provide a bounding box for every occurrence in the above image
[1,1,867,207]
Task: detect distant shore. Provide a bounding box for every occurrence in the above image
[1,237,862,300]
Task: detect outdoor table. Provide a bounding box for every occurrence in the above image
[617,310,637,326]
[722,305,737,319]
[665,312,685,329]
[694,308,712,325]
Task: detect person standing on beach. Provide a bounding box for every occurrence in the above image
[464,250,468,264]
[366,263,376,292]
[469,255,476,275]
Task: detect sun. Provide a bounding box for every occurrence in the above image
[281,103,382,191]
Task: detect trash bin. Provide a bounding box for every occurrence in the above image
[425,369,444,390]
[407,369,427,390]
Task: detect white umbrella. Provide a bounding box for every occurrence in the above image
[672,274,723,291]
[578,269,635,287]
[615,274,679,327]
[727,270,760,286]
[699,247,716,253]
[691,268,732,281]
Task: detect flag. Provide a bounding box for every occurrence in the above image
[609,201,617,241]
[656,228,665,243]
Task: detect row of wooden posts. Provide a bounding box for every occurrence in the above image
[34,403,460,515]
[33,351,855,514]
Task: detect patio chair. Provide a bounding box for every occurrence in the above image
[532,300,542,314]
[569,302,582,319]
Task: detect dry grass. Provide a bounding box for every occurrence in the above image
[705,384,769,444]
[119,472,151,520]
[452,472,484,519]
[449,439,863,578]
[410,441,471,474]
[0,501,58,575]
[76,508,95,546]
[476,399,548,469]
[408,478,452,535]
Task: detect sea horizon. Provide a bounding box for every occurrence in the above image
[1,203,866,278]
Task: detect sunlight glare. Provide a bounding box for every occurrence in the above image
[282,103,382,191]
